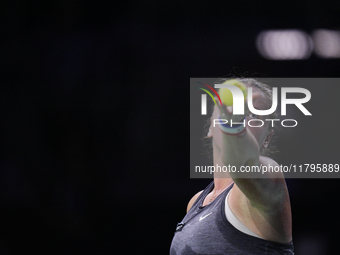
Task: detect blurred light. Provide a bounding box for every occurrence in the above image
[256,30,313,60]
[312,29,340,58]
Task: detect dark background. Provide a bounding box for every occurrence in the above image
[1,1,340,254]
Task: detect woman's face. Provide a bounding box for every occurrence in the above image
[208,87,273,152]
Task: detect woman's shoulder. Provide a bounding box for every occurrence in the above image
[186,190,203,213]
[259,156,279,166]
[259,156,285,179]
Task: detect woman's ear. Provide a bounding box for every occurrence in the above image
[263,130,274,148]
[207,127,213,137]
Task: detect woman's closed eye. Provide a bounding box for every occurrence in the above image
[248,112,260,119]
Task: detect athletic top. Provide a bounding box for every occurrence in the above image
[170,181,294,255]
[225,188,263,239]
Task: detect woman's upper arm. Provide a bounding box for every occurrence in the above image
[233,157,289,212]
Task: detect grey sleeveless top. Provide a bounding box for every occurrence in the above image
[170,181,294,254]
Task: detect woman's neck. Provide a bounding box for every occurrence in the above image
[213,177,233,191]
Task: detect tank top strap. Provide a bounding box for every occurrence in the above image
[194,181,214,208]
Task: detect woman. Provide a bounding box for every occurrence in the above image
[170,78,294,254]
